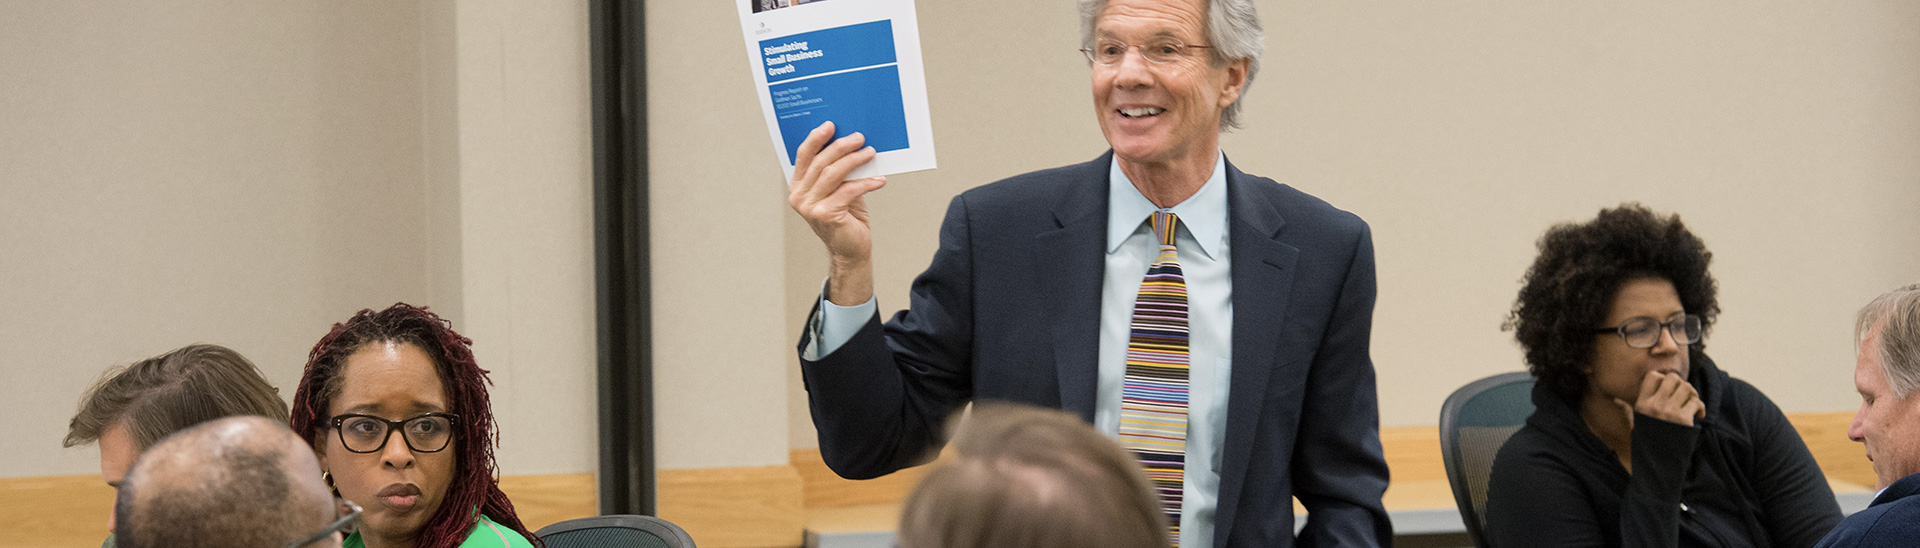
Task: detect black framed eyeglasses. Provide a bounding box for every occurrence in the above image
[286,497,360,548]
[328,413,460,454]
[1079,38,1213,65]
[1593,314,1702,349]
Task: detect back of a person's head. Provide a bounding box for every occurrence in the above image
[114,416,334,548]
[66,344,290,450]
[897,403,1169,548]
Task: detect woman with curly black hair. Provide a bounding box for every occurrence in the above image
[1484,204,1841,547]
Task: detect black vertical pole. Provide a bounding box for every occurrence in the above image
[591,0,654,516]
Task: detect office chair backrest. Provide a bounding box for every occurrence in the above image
[534,514,696,548]
[1438,371,1536,548]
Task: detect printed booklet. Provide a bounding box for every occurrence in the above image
[736,0,936,180]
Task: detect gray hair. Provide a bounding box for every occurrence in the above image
[1858,282,1920,398]
[1079,0,1264,131]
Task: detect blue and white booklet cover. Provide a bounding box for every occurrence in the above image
[737,0,936,180]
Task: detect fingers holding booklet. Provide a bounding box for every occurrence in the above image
[788,121,885,305]
[738,0,935,181]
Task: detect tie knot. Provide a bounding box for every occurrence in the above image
[1152,210,1180,247]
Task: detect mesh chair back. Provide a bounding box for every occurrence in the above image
[534,514,696,548]
[1438,371,1535,548]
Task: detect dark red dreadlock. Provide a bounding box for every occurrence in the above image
[289,303,540,548]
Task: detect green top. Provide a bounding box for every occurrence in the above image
[341,514,535,548]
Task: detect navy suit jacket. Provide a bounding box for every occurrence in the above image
[1814,473,1920,548]
[797,152,1392,547]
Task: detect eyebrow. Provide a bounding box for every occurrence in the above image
[342,401,447,415]
[1095,29,1186,41]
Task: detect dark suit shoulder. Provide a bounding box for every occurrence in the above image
[957,154,1107,204]
[947,154,1110,231]
[1234,172,1368,231]
[1818,494,1920,547]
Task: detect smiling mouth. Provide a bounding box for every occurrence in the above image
[1119,107,1164,118]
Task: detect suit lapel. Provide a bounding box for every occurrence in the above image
[1035,153,1112,422]
[1213,158,1298,547]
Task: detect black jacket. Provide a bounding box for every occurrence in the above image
[1485,354,1841,547]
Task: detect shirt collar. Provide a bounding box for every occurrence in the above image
[1105,150,1228,260]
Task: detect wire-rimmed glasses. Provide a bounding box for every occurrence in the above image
[1079,38,1213,65]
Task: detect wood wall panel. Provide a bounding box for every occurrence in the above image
[497,473,598,532]
[1382,425,1447,483]
[791,449,936,508]
[658,465,805,548]
[1,413,1866,548]
[6,474,111,548]
[1790,411,1874,489]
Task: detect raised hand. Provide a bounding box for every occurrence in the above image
[787,121,887,305]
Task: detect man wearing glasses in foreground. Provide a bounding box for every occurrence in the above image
[113,416,351,548]
[787,0,1390,545]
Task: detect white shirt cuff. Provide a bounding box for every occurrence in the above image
[803,280,877,360]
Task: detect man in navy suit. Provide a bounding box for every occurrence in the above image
[786,0,1389,545]
[1817,282,1920,548]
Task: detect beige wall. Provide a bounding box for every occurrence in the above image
[649,0,798,470]
[744,0,1920,449]
[437,0,598,476]
[1244,1,1920,425]
[0,1,431,478]
[4,0,1915,483]
[0,0,597,478]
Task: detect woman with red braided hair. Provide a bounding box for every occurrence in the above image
[290,303,539,548]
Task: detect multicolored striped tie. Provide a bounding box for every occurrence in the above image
[1119,210,1189,544]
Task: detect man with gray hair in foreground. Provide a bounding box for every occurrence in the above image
[114,416,348,548]
[1816,282,1920,547]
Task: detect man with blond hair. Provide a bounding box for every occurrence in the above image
[1817,282,1920,547]
[66,343,290,546]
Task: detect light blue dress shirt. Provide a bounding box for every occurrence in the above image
[807,151,1233,548]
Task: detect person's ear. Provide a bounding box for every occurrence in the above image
[1216,57,1250,109]
[310,444,336,489]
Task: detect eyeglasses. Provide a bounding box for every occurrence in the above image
[286,497,360,548]
[1080,38,1213,65]
[1593,314,1702,349]
[328,413,460,454]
